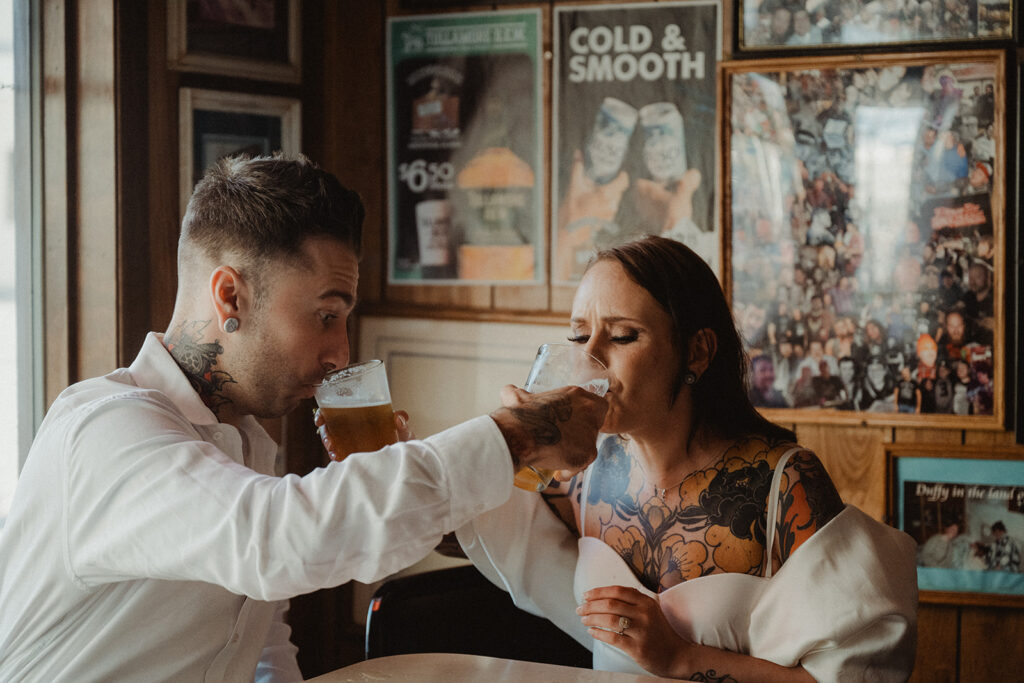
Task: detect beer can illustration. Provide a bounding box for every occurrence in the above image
[415,199,452,267]
[584,97,638,185]
[639,102,686,183]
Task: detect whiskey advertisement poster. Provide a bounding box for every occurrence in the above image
[387,10,543,284]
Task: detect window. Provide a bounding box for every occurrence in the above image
[1,0,39,526]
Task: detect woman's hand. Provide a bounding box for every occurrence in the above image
[577,585,691,678]
[314,408,415,461]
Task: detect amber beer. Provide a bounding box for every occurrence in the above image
[315,360,397,462]
[320,403,397,462]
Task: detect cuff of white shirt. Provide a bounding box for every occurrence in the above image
[423,415,514,522]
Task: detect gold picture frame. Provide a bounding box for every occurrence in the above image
[723,50,1006,429]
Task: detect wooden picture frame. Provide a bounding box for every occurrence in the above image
[737,0,1014,51]
[178,88,301,216]
[723,50,1006,429]
[887,444,1024,607]
[167,0,301,83]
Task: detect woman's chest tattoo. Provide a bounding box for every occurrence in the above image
[584,441,777,592]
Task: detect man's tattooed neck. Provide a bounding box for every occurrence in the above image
[164,320,236,416]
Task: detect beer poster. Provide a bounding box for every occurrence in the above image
[387,11,543,284]
[552,1,721,284]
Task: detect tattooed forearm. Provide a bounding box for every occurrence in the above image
[164,320,236,415]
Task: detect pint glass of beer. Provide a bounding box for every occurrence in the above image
[513,343,609,492]
[315,360,398,462]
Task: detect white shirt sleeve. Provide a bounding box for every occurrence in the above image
[254,600,302,683]
[456,488,592,649]
[62,393,513,600]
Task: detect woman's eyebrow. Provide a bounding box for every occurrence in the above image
[570,315,639,325]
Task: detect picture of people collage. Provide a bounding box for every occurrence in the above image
[731,61,997,416]
[742,0,1013,48]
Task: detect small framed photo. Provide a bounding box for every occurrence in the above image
[888,444,1024,606]
[725,51,1006,429]
[179,88,301,216]
[167,0,301,83]
[738,0,1014,51]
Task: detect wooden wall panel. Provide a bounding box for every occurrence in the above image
[910,604,958,683]
[75,0,118,380]
[794,424,889,521]
[960,606,1024,681]
[146,0,180,334]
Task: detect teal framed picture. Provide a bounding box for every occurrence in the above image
[888,444,1024,606]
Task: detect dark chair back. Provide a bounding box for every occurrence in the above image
[364,564,592,668]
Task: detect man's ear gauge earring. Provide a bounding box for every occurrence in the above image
[223,317,240,334]
[683,370,698,385]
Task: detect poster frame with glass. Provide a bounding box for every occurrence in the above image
[386,9,544,286]
[736,0,1015,52]
[887,444,1024,607]
[722,50,1007,429]
[550,0,723,286]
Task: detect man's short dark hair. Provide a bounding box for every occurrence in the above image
[181,153,365,275]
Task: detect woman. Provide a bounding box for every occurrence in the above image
[457,236,917,680]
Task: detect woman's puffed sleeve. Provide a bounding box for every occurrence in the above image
[749,506,918,682]
[455,488,593,650]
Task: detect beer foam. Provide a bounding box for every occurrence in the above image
[317,396,392,409]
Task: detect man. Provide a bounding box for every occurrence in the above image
[986,521,1021,572]
[748,354,788,408]
[0,155,607,681]
[919,522,961,568]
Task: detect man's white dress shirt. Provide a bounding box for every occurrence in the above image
[0,333,513,682]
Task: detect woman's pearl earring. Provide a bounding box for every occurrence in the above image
[682,370,697,385]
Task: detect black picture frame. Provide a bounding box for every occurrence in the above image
[167,0,301,83]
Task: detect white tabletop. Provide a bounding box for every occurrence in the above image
[307,653,673,682]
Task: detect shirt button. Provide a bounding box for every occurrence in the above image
[213,432,222,441]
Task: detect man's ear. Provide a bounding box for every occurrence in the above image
[686,328,718,380]
[209,266,249,333]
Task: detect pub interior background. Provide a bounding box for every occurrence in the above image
[2,0,1023,680]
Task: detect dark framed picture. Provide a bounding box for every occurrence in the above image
[179,88,301,216]
[738,0,1014,51]
[888,445,1024,606]
[725,51,1006,428]
[167,0,301,83]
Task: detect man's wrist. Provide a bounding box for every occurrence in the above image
[489,406,531,471]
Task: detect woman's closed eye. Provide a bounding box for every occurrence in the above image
[568,332,638,344]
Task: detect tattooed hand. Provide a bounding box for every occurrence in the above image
[490,384,607,475]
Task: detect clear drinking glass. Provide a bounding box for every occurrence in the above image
[513,343,610,492]
[315,360,398,462]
